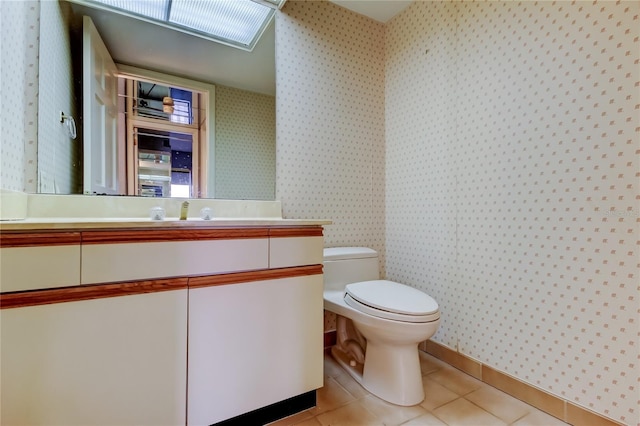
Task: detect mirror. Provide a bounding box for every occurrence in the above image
[31,0,276,199]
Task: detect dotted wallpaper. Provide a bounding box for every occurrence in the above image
[276,0,386,332]
[1,0,39,192]
[278,1,639,424]
[385,1,639,424]
[37,0,78,194]
[215,85,276,200]
[385,0,459,350]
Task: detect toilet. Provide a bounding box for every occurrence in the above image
[323,247,440,406]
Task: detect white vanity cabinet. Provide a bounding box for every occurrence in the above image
[1,287,188,426]
[0,224,325,426]
[188,274,323,425]
[187,227,325,425]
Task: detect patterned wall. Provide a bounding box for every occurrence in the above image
[386,2,638,423]
[385,0,459,349]
[278,1,638,424]
[215,85,276,200]
[37,0,78,194]
[275,0,386,255]
[0,0,77,194]
[0,0,39,192]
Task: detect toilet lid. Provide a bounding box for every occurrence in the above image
[345,280,439,323]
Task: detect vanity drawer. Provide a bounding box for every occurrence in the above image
[0,232,81,292]
[269,228,324,269]
[81,238,269,284]
[1,245,81,292]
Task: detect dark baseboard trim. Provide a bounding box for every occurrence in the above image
[211,390,316,426]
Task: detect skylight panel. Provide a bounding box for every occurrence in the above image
[92,0,168,21]
[73,0,283,51]
[169,0,272,47]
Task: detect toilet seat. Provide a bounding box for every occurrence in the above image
[344,280,440,323]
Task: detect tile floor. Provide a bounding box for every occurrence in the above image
[269,351,569,426]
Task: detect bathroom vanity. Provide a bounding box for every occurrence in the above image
[0,196,329,425]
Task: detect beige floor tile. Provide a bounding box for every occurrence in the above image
[359,394,428,425]
[333,369,370,400]
[420,376,459,411]
[400,412,447,426]
[511,410,569,426]
[432,398,507,426]
[464,385,532,423]
[293,418,323,426]
[324,354,346,379]
[295,351,571,426]
[309,376,356,416]
[315,400,384,426]
[427,367,483,396]
[419,352,447,375]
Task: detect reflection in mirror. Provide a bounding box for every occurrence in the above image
[0,0,276,200]
[121,77,206,198]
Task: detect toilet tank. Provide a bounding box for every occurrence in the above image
[323,247,380,292]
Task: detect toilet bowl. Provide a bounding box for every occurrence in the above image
[323,247,440,406]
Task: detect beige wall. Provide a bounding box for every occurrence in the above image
[37,0,78,194]
[1,0,79,194]
[215,86,276,200]
[277,1,639,424]
[275,0,386,253]
[0,0,39,192]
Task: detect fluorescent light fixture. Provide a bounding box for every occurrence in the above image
[72,0,285,51]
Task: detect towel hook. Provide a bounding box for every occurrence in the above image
[60,111,77,140]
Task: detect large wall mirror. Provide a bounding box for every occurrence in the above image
[9,0,276,200]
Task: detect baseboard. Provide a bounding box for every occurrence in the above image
[211,390,316,426]
[422,340,624,426]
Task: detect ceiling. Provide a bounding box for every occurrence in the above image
[328,0,413,23]
[68,1,412,96]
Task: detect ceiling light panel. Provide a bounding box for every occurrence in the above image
[169,0,272,47]
[92,0,168,21]
[74,0,279,50]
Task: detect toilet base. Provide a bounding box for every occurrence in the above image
[331,342,424,406]
[331,345,364,382]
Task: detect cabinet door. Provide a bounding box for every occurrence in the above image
[1,290,188,426]
[187,275,324,425]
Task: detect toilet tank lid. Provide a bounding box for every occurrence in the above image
[323,247,378,260]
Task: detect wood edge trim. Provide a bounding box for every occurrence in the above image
[0,278,188,309]
[188,265,323,289]
[1,265,323,309]
[82,228,270,244]
[423,340,623,425]
[269,227,324,238]
[0,232,81,248]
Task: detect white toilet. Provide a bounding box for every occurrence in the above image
[323,247,440,406]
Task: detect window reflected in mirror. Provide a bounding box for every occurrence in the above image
[122,78,206,198]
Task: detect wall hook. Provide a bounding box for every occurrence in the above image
[60,111,77,140]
